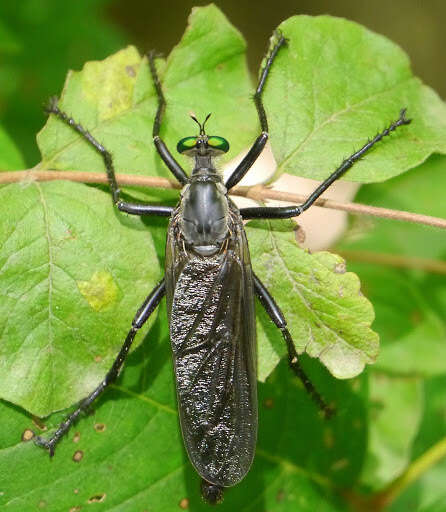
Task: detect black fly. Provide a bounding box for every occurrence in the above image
[34,34,411,504]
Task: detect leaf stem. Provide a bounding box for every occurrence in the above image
[1,169,446,229]
[368,436,446,510]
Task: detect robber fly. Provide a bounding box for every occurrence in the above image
[34,33,410,504]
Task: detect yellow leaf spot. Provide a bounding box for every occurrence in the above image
[77,271,118,312]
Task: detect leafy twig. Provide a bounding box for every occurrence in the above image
[373,436,446,509]
[350,436,446,511]
[1,169,445,230]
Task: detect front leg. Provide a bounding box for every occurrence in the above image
[34,280,166,456]
[225,33,287,191]
[148,52,189,186]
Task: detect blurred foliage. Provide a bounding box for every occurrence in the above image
[0,3,445,512]
[0,0,126,166]
[336,153,446,511]
[108,0,446,102]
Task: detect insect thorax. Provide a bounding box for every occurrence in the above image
[178,170,229,256]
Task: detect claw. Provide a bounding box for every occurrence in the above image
[147,49,164,61]
[44,95,59,115]
[324,404,336,420]
[399,108,412,125]
[273,29,289,47]
[34,435,56,457]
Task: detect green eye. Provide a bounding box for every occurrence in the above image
[207,136,230,153]
[177,137,197,153]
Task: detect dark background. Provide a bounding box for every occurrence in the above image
[1,0,445,166]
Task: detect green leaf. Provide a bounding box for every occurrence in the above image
[0,0,127,165]
[386,376,446,512]
[338,155,446,377]
[360,373,423,490]
[3,5,445,509]
[391,457,446,512]
[333,155,446,508]
[0,181,162,416]
[341,154,446,259]
[36,14,446,187]
[247,219,379,380]
[0,124,25,170]
[37,5,256,180]
[265,16,446,182]
[0,328,366,511]
[0,20,20,54]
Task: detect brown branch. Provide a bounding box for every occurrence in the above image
[1,169,446,230]
[337,249,446,275]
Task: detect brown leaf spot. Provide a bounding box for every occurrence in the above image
[179,497,189,509]
[411,310,422,325]
[126,65,136,77]
[323,427,334,448]
[263,398,274,409]
[334,262,346,274]
[94,423,106,433]
[353,418,362,430]
[72,450,84,463]
[276,489,285,502]
[73,431,81,443]
[22,429,34,442]
[94,355,102,363]
[331,458,349,471]
[88,494,106,503]
[350,379,361,392]
[69,507,82,512]
[64,228,77,240]
[38,500,47,508]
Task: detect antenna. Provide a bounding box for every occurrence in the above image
[189,112,212,135]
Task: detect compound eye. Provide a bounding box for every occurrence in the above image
[177,136,197,154]
[207,136,229,153]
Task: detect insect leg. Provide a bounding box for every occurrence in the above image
[225,33,287,190]
[240,109,411,219]
[148,51,189,185]
[253,273,334,418]
[45,98,173,217]
[34,280,166,456]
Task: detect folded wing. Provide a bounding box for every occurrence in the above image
[165,215,257,487]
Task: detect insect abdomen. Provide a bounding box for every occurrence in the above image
[165,221,257,487]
